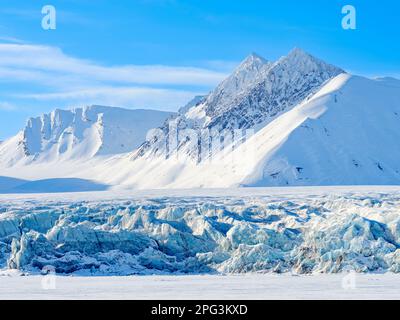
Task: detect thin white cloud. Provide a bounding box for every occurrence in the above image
[201,59,239,72]
[0,43,227,87]
[0,101,16,110]
[0,42,230,112]
[16,87,197,110]
[0,36,26,44]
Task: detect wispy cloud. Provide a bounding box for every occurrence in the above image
[201,59,239,72]
[0,36,26,44]
[0,8,38,19]
[16,86,197,110]
[0,43,226,87]
[0,101,16,111]
[0,42,228,111]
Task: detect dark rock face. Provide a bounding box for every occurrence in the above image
[133,48,344,161]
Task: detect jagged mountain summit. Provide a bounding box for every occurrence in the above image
[203,48,344,129]
[97,73,398,189]
[0,48,399,190]
[132,48,344,161]
[202,52,271,118]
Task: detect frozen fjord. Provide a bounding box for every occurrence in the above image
[1,273,400,300]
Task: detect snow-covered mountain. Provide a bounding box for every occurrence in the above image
[0,48,399,190]
[81,72,396,189]
[0,106,174,167]
[178,95,206,114]
[203,48,343,130]
[131,48,344,162]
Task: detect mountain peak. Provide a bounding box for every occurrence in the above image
[276,47,344,75]
[246,52,267,61]
[287,47,309,56]
[201,52,271,116]
[282,47,319,64]
[237,52,269,71]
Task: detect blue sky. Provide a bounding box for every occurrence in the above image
[0,0,399,139]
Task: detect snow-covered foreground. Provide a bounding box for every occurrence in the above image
[1,186,400,276]
[0,274,399,300]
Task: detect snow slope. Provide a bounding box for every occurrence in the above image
[70,73,399,189]
[132,49,344,163]
[0,106,174,167]
[242,75,400,186]
[0,177,109,194]
[185,73,400,187]
[0,49,399,189]
[178,95,206,114]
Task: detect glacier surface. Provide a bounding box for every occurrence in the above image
[1,187,400,276]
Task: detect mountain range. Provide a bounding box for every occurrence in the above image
[1,48,399,192]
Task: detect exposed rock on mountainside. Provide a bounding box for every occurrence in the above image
[0,106,174,166]
[1,48,399,188]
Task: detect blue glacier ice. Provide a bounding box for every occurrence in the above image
[1,190,400,275]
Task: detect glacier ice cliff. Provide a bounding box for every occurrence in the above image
[1,190,400,275]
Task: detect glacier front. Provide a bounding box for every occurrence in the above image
[1,187,400,276]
